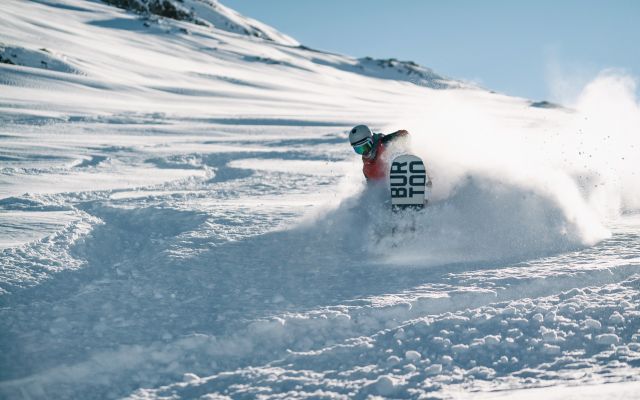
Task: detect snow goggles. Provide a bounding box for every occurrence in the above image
[352,137,373,155]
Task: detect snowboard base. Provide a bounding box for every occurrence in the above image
[389,154,428,210]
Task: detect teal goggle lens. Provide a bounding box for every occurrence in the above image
[353,139,373,155]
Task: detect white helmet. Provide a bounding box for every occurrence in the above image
[349,125,372,145]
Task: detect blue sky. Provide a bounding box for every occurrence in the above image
[223,0,639,102]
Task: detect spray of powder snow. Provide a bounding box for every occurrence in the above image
[304,72,640,267]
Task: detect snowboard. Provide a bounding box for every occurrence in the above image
[389,154,428,210]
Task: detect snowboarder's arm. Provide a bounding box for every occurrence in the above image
[380,130,409,144]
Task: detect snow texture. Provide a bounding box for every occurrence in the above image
[1,0,640,399]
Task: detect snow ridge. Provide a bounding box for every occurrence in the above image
[101,0,299,45]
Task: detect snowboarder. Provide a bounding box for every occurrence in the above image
[349,124,410,181]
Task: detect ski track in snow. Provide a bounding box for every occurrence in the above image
[1,1,640,399]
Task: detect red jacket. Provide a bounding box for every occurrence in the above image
[362,130,409,180]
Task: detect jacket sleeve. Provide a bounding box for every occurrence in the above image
[380,130,409,144]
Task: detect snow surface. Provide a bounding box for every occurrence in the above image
[1,0,640,399]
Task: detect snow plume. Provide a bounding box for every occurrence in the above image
[306,72,640,267]
[383,72,639,264]
[561,71,640,215]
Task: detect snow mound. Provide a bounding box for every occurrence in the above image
[102,0,299,45]
[309,53,458,89]
[0,44,81,74]
[530,100,563,109]
[356,57,456,89]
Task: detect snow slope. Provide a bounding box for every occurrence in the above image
[1,1,640,399]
